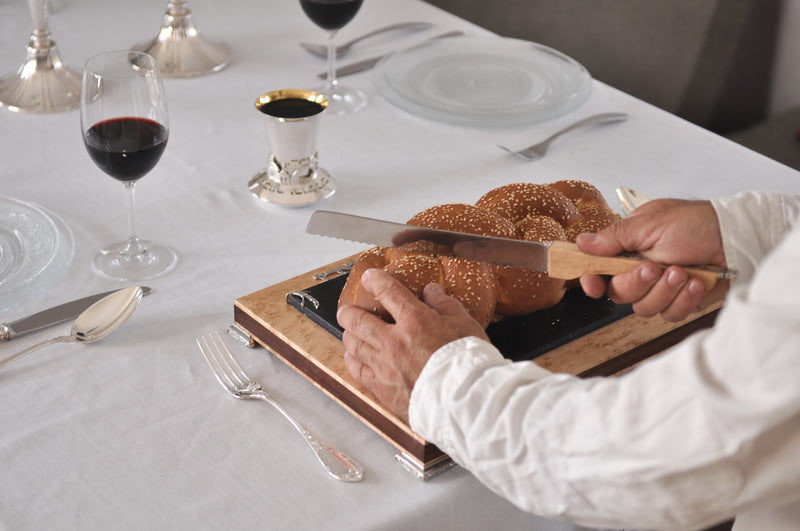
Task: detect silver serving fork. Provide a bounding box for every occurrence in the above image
[498,112,629,160]
[197,332,364,482]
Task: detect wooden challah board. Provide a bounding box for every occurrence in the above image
[233,255,722,475]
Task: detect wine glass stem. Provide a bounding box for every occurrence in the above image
[326,30,338,90]
[123,181,145,256]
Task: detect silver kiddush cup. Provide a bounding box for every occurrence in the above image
[248,89,336,206]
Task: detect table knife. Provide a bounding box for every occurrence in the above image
[0,287,152,341]
[306,210,734,291]
[317,30,465,79]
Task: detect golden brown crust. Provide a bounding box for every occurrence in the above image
[337,247,496,327]
[495,214,567,315]
[475,183,581,227]
[564,202,618,242]
[515,214,567,243]
[384,254,446,301]
[493,265,566,316]
[548,179,609,209]
[407,203,517,238]
[338,246,388,317]
[405,204,506,327]
[338,180,616,328]
[439,256,497,328]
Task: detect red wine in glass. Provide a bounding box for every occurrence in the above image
[84,117,168,182]
[300,0,363,30]
[299,0,367,113]
[80,51,177,281]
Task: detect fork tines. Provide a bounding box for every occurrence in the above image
[196,331,365,481]
[197,332,249,394]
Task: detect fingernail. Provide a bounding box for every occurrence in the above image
[361,268,384,287]
[577,233,598,244]
[640,265,658,283]
[688,278,704,295]
[667,269,687,287]
[426,282,444,294]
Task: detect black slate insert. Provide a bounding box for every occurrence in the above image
[287,274,633,362]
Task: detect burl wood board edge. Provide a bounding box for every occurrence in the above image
[233,255,721,470]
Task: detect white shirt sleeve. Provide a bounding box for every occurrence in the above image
[409,191,800,530]
[711,191,800,283]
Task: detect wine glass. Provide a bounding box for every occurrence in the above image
[300,0,367,114]
[80,51,177,281]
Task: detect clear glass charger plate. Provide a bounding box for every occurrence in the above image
[0,196,75,311]
[372,35,592,128]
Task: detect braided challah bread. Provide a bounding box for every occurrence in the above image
[338,180,617,328]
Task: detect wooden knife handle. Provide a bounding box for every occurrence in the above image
[547,241,724,292]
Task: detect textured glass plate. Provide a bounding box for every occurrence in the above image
[0,196,75,311]
[372,35,592,127]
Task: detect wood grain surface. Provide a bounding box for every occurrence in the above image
[234,255,723,471]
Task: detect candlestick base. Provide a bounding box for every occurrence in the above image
[132,2,231,78]
[0,37,80,113]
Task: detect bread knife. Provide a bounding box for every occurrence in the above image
[305,210,735,291]
[0,287,152,341]
[317,30,465,79]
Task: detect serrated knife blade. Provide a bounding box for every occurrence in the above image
[0,287,151,341]
[305,210,732,291]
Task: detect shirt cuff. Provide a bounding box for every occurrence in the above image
[712,192,798,284]
[408,336,552,447]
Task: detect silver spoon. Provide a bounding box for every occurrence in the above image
[300,21,433,58]
[0,286,144,370]
[498,112,629,160]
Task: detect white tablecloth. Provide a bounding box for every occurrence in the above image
[1,0,798,529]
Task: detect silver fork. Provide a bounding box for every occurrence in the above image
[299,21,433,58]
[197,332,364,482]
[497,112,629,160]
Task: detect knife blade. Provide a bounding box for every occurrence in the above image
[0,287,152,341]
[306,210,734,291]
[616,187,651,216]
[317,30,465,79]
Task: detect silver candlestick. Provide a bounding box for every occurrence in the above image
[131,0,231,78]
[0,0,81,113]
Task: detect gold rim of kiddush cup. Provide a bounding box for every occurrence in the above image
[255,89,328,115]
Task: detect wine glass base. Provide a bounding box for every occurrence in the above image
[314,85,367,114]
[93,240,178,281]
[0,40,81,113]
[131,9,230,78]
